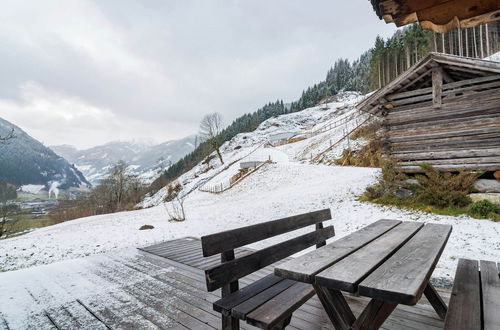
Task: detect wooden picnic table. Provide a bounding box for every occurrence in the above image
[275,219,452,330]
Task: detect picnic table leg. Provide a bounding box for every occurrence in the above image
[351,299,398,330]
[423,281,448,319]
[313,284,355,330]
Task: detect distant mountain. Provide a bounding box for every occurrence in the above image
[51,136,196,184]
[0,118,90,190]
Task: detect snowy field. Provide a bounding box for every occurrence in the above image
[1,163,499,282]
[1,91,499,284]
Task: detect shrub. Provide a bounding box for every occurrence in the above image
[363,158,407,200]
[414,164,479,208]
[165,183,182,202]
[468,200,500,220]
[334,139,385,167]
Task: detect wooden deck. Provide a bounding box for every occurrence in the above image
[1,238,450,329]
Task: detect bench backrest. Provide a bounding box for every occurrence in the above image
[201,209,334,292]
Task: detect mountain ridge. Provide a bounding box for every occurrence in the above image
[0,117,90,190]
[51,136,196,184]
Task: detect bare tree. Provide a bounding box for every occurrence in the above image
[199,113,224,164]
[0,182,19,239]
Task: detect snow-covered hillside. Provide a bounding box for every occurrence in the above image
[1,92,499,284]
[141,92,368,207]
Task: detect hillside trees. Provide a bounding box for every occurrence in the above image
[0,182,19,239]
[369,21,500,89]
[51,161,144,221]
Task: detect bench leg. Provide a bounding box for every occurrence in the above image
[313,285,355,330]
[222,314,239,330]
[351,299,398,330]
[271,315,292,329]
[424,281,448,320]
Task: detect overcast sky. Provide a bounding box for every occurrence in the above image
[0,0,396,149]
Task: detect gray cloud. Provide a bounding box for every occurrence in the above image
[0,0,396,148]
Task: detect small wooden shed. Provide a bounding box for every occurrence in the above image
[357,52,500,173]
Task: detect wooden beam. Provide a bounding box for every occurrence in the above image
[432,67,443,108]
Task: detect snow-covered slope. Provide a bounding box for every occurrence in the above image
[52,136,196,184]
[141,92,367,207]
[1,92,499,284]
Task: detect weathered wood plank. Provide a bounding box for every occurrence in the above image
[274,220,401,283]
[201,209,331,257]
[213,274,284,315]
[398,163,500,173]
[359,224,452,305]
[387,127,500,144]
[480,260,500,330]
[204,226,335,291]
[387,74,500,101]
[245,282,315,329]
[315,222,423,293]
[398,156,500,166]
[432,68,443,108]
[443,259,481,330]
[231,279,296,320]
[393,148,500,161]
[386,112,500,131]
[388,117,500,137]
[390,135,500,152]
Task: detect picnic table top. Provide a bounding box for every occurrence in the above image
[275,219,452,305]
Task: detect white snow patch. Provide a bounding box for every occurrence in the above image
[18,185,45,195]
[485,51,500,62]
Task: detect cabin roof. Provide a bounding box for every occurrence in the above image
[357,52,500,114]
[370,0,500,33]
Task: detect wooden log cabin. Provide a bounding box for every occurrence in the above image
[357,52,500,173]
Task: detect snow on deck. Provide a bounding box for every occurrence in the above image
[2,163,499,282]
[0,238,452,329]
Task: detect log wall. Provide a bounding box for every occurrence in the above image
[382,74,500,173]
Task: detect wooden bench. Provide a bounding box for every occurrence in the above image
[444,258,500,330]
[200,209,334,330]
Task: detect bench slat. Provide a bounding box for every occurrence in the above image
[359,223,452,305]
[245,282,315,329]
[316,221,424,292]
[444,259,481,330]
[213,274,284,315]
[274,219,402,283]
[205,226,335,291]
[480,260,500,330]
[201,209,331,257]
[231,279,296,320]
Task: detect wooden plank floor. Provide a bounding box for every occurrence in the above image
[1,238,450,329]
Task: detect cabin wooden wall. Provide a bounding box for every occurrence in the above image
[381,74,500,173]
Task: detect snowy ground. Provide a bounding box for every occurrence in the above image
[2,163,499,282]
[1,91,499,284]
